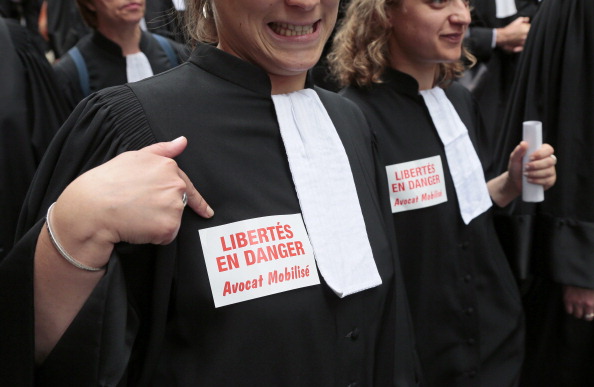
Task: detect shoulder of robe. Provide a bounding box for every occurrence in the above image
[315,86,367,120]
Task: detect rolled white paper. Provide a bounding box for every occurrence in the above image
[522,121,544,202]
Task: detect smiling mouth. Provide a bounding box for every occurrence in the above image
[443,31,463,39]
[269,22,317,37]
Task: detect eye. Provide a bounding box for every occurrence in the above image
[428,0,470,9]
[429,0,450,7]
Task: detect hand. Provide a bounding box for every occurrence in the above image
[488,142,556,207]
[50,136,213,268]
[563,285,594,321]
[496,17,530,53]
[507,141,557,193]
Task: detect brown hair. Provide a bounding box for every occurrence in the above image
[185,0,218,45]
[328,0,475,88]
[76,0,98,30]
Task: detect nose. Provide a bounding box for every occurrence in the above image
[285,0,320,11]
[450,0,471,25]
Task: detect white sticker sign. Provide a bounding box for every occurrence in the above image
[199,214,320,307]
[385,155,448,213]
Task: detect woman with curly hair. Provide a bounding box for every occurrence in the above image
[328,0,556,386]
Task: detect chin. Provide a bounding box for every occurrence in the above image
[437,54,462,64]
[276,58,320,74]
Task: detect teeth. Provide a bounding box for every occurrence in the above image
[270,22,314,37]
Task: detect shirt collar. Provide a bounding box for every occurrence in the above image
[380,67,422,98]
[91,29,150,57]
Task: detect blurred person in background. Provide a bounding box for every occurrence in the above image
[496,0,594,385]
[52,0,189,109]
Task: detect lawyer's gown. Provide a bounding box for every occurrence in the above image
[343,69,524,387]
[0,43,419,386]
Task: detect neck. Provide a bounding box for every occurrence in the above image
[269,73,308,95]
[98,23,142,56]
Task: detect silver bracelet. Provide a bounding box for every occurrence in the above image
[46,202,105,272]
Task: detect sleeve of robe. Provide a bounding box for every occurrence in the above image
[465,26,495,63]
[0,17,70,261]
[497,0,594,288]
[0,86,159,385]
[465,0,497,63]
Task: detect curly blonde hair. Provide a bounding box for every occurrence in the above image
[328,0,474,88]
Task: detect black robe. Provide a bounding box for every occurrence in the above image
[0,43,420,386]
[342,69,524,387]
[496,0,594,385]
[53,29,190,110]
[0,17,69,261]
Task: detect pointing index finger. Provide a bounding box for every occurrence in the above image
[178,168,214,218]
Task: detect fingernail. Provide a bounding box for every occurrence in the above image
[172,136,185,144]
[206,206,214,218]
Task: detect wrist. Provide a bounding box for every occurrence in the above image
[49,201,115,270]
[488,171,520,208]
[494,27,511,47]
[504,170,522,197]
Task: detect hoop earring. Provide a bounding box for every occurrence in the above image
[202,1,210,18]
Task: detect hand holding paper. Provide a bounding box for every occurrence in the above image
[488,123,556,207]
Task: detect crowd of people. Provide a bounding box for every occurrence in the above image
[0,0,591,386]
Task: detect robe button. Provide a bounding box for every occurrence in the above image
[464,307,474,315]
[347,382,360,387]
[347,327,360,340]
[463,274,472,283]
[467,338,476,345]
[458,241,469,249]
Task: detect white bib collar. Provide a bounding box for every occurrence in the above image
[126,52,153,83]
[272,89,382,297]
[420,87,492,224]
[496,0,518,18]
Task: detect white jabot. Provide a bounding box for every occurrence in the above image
[496,0,518,18]
[126,52,154,83]
[420,87,492,224]
[271,89,382,297]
